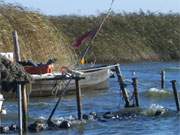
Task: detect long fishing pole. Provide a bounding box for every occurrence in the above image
[80,0,115,63]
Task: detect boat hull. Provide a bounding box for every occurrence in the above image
[30,68,110,97]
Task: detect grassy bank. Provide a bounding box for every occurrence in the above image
[0,3,179,65]
[50,11,180,63]
[0,3,77,68]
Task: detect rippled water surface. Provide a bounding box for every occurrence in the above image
[1,62,180,135]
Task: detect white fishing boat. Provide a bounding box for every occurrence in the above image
[28,65,112,97]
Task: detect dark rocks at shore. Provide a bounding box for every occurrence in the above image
[29,119,72,133]
[59,121,71,129]
[28,120,47,132]
[0,124,18,134]
[2,108,171,134]
[0,126,9,134]
[9,124,18,131]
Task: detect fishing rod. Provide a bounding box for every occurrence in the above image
[80,0,115,64]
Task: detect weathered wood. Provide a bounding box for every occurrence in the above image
[12,31,21,62]
[132,78,139,107]
[75,78,82,120]
[171,80,180,112]
[161,70,165,89]
[114,64,130,107]
[22,85,28,133]
[17,84,23,135]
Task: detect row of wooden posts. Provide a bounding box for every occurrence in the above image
[115,65,180,112]
[160,70,179,111]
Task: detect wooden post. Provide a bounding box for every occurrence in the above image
[115,64,130,107]
[132,77,139,107]
[13,31,24,134]
[17,84,23,135]
[12,31,21,62]
[161,70,165,89]
[75,78,82,120]
[22,84,28,133]
[171,80,180,112]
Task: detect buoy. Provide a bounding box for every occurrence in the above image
[59,121,71,129]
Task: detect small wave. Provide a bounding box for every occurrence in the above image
[144,88,172,98]
[141,104,168,116]
[29,102,51,107]
[164,67,180,72]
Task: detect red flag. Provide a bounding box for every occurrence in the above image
[72,29,97,48]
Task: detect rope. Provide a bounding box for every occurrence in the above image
[51,80,68,96]
[81,0,115,61]
[47,77,72,123]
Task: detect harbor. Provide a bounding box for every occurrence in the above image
[0,0,180,134]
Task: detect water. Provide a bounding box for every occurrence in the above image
[1,61,180,135]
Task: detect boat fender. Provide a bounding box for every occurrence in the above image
[60,66,70,74]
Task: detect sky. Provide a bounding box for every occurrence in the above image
[3,0,180,16]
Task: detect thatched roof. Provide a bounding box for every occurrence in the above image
[0,55,31,92]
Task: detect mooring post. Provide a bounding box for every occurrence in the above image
[75,77,82,120]
[12,31,21,62]
[161,70,165,89]
[13,31,23,134]
[132,77,139,107]
[22,84,28,133]
[171,80,180,112]
[115,64,130,107]
[17,84,23,135]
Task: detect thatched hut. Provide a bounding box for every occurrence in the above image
[0,55,31,92]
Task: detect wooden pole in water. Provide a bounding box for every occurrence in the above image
[132,77,139,107]
[161,70,165,89]
[17,84,23,135]
[22,84,28,133]
[115,64,130,107]
[12,31,21,62]
[171,80,180,112]
[13,31,24,134]
[75,77,82,120]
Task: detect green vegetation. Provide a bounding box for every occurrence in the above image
[50,11,180,63]
[0,3,77,68]
[0,3,179,65]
